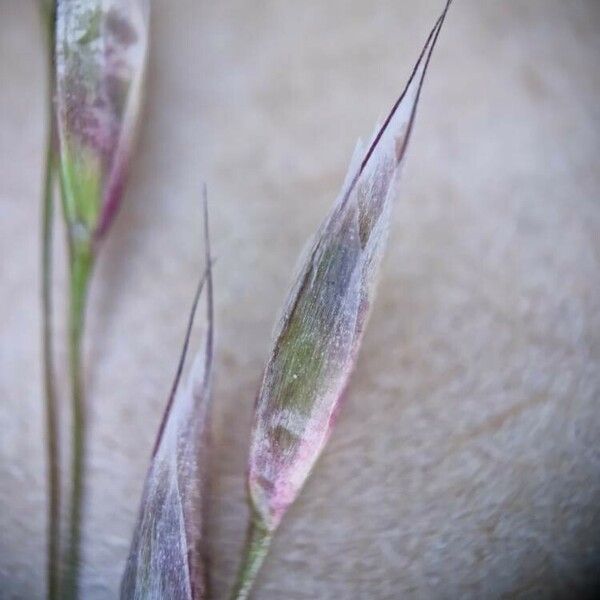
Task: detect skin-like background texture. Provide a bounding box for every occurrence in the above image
[1,1,599,598]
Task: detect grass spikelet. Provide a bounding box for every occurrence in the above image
[231,3,452,597]
[121,196,214,600]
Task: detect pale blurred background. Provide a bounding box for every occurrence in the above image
[1,1,599,598]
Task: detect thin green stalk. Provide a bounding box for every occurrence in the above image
[40,3,60,599]
[42,126,60,600]
[63,245,93,600]
[229,519,273,600]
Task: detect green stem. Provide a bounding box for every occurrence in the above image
[63,245,93,600]
[42,126,60,600]
[40,4,59,599]
[229,519,273,600]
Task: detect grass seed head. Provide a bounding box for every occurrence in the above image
[55,0,149,251]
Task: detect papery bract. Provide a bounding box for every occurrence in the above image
[55,0,149,248]
[247,2,451,536]
[53,5,150,597]
[121,203,214,600]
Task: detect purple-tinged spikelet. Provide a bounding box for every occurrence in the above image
[121,200,214,600]
[53,5,150,596]
[55,0,149,249]
[248,1,450,536]
[232,4,452,598]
